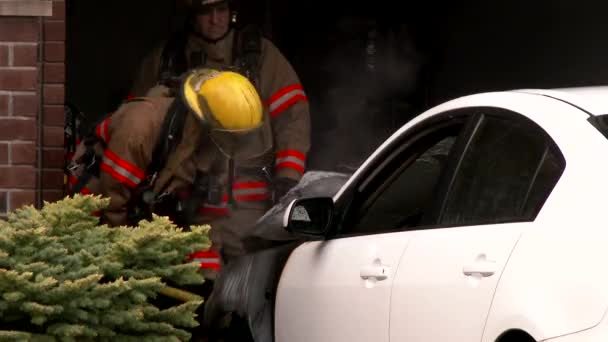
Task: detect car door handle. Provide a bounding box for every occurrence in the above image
[360,265,389,281]
[462,261,496,277]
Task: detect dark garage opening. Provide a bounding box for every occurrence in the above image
[66,0,608,171]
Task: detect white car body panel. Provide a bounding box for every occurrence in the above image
[481,97,608,341]
[516,86,608,115]
[275,88,608,342]
[541,309,608,341]
[274,231,415,342]
[390,223,525,342]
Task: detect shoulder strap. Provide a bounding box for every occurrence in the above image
[159,33,190,83]
[233,24,263,87]
[146,98,189,185]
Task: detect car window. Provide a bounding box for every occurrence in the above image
[341,121,466,235]
[439,113,565,226]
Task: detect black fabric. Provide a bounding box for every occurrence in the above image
[232,25,262,86]
[197,172,350,340]
[242,171,351,254]
[202,242,299,342]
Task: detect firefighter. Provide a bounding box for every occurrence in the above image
[129,0,311,262]
[66,68,271,274]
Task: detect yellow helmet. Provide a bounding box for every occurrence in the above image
[182,68,263,130]
[181,68,272,161]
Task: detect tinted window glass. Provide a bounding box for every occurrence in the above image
[347,132,458,235]
[440,114,564,226]
[521,146,564,218]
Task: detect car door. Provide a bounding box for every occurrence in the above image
[389,109,566,342]
[274,116,472,342]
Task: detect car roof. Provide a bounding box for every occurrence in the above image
[513,86,608,116]
[334,86,607,201]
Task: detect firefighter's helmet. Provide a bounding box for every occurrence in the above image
[186,0,230,13]
[181,68,271,160]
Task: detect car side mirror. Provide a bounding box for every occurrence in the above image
[283,197,335,238]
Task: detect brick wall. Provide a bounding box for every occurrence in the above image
[42,1,66,205]
[0,1,65,218]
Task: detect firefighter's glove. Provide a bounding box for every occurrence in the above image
[272,177,298,203]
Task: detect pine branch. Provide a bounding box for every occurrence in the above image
[0,195,211,340]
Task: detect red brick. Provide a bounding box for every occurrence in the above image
[43,84,64,105]
[0,143,7,164]
[8,190,36,211]
[44,42,64,62]
[42,169,64,189]
[0,94,8,116]
[0,18,39,42]
[0,46,8,67]
[0,191,6,214]
[50,1,66,21]
[0,118,36,140]
[44,62,64,83]
[43,189,64,203]
[43,147,63,168]
[0,166,36,188]
[43,125,63,147]
[13,93,38,117]
[44,105,64,126]
[11,142,36,166]
[43,20,65,42]
[0,69,38,91]
[13,44,38,67]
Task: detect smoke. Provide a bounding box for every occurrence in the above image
[307,15,426,173]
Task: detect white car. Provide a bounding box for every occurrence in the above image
[276,87,608,342]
